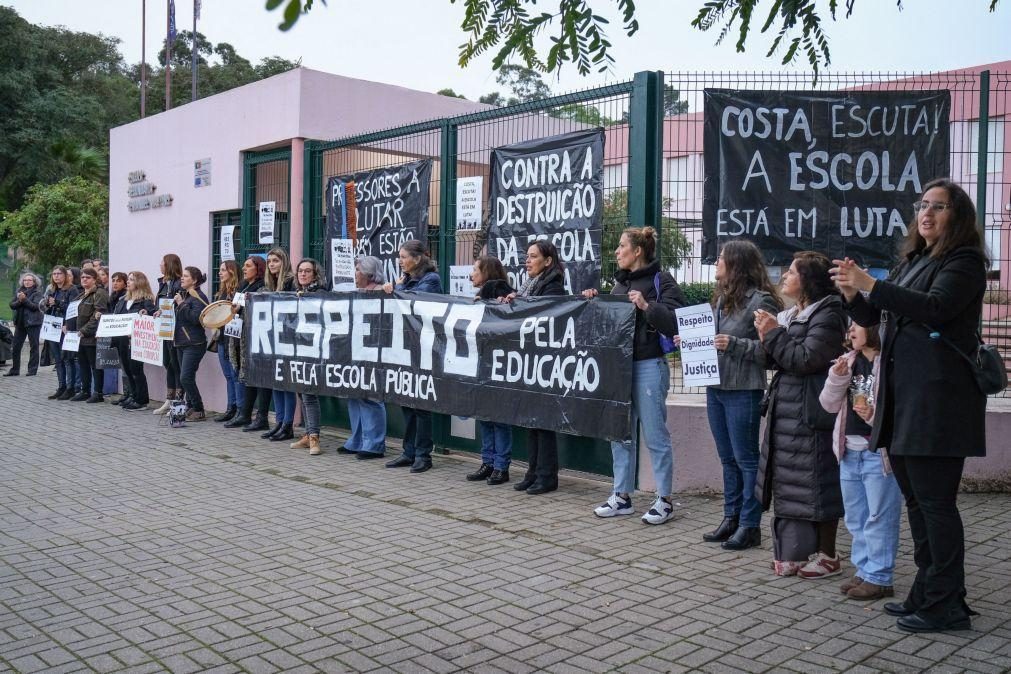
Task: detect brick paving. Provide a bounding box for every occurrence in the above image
[1,370,1009,673]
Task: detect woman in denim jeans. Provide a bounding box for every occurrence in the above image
[703,240,782,550]
[42,266,79,399]
[213,260,244,423]
[262,247,296,441]
[340,256,388,461]
[289,258,329,455]
[585,227,686,524]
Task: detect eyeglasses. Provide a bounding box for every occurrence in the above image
[913,201,951,213]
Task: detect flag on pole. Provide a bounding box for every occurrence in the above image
[168,0,177,45]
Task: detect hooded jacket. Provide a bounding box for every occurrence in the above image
[610,260,686,361]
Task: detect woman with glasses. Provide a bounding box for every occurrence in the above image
[261,247,297,441]
[41,266,79,400]
[6,271,44,377]
[289,258,329,455]
[832,178,987,634]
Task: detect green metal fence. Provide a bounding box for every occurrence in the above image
[242,148,292,260]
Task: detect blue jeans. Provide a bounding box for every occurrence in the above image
[50,339,66,388]
[479,421,512,471]
[217,346,244,409]
[272,390,296,424]
[841,449,902,586]
[706,387,764,528]
[62,349,80,392]
[347,398,387,455]
[610,358,673,497]
[401,407,432,461]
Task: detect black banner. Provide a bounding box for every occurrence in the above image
[243,291,635,441]
[325,159,433,286]
[702,89,950,266]
[489,128,605,293]
[96,337,120,369]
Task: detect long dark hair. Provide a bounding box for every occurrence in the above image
[901,178,989,265]
[183,266,206,289]
[713,240,782,315]
[217,260,240,300]
[162,253,182,280]
[527,240,564,274]
[475,256,507,283]
[792,251,838,306]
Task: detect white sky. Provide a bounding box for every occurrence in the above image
[4,0,1008,99]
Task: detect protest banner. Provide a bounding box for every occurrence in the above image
[96,337,120,369]
[96,313,135,337]
[221,226,235,261]
[448,266,474,298]
[65,300,80,321]
[702,89,951,266]
[330,239,355,289]
[675,303,721,387]
[157,298,175,339]
[456,176,483,231]
[325,159,433,288]
[258,201,276,244]
[131,315,163,366]
[61,332,81,352]
[41,315,64,342]
[488,128,605,293]
[243,291,635,441]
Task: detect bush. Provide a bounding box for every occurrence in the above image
[680,281,715,307]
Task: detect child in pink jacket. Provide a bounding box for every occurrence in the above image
[819,322,902,601]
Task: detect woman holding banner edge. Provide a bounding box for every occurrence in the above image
[112,272,157,411]
[153,254,183,414]
[41,266,79,400]
[583,227,686,523]
[262,247,297,442]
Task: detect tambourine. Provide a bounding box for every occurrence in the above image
[199,300,237,329]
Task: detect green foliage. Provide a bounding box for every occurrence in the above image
[2,177,108,271]
[437,88,468,99]
[600,189,692,284]
[680,281,715,306]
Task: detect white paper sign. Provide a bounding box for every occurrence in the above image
[65,300,81,321]
[157,298,175,339]
[456,176,483,231]
[41,315,64,342]
[231,291,246,307]
[97,313,136,337]
[61,332,81,352]
[330,239,355,287]
[223,316,243,339]
[675,303,721,387]
[221,226,235,261]
[258,201,276,244]
[449,265,474,298]
[131,315,163,366]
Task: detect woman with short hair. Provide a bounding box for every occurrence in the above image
[41,266,79,399]
[6,271,44,377]
[262,247,297,441]
[290,258,329,455]
[153,254,184,415]
[113,271,157,411]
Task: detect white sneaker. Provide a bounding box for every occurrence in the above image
[594,493,633,518]
[641,497,675,525]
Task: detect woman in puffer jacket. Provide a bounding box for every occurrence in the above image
[6,271,44,376]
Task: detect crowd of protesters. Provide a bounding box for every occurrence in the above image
[1,179,987,634]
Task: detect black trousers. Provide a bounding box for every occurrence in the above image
[524,429,558,483]
[890,455,972,620]
[115,340,149,404]
[240,385,271,418]
[79,344,102,396]
[162,340,180,389]
[11,324,41,374]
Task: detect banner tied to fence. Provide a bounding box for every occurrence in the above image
[242,291,635,441]
[702,89,951,267]
[489,128,605,294]
[325,159,433,289]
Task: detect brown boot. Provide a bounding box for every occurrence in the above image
[290,434,311,449]
[308,434,321,455]
[847,582,894,600]
[840,575,863,595]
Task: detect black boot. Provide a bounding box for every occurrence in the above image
[702,516,739,543]
[214,405,237,423]
[487,469,509,485]
[224,413,251,428]
[243,412,269,432]
[269,423,294,441]
[514,475,535,491]
[466,464,494,481]
[721,526,761,550]
[525,479,557,495]
[48,387,66,400]
[261,422,283,439]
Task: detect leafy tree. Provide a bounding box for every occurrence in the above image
[1,177,108,270]
[437,88,468,99]
[600,188,691,284]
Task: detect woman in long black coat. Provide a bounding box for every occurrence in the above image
[754,251,847,578]
[832,178,987,633]
[6,272,44,376]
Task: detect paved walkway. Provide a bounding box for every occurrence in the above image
[1,371,1009,673]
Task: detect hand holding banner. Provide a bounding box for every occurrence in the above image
[97,313,136,337]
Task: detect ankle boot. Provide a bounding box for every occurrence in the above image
[269,423,294,441]
[225,412,251,428]
[243,412,269,432]
[466,464,494,481]
[261,421,283,439]
[721,526,761,550]
[214,405,237,423]
[702,516,739,543]
[48,387,66,400]
[308,434,321,455]
[487,469,509,485]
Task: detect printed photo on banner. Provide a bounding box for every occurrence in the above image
[448,265,474,298]
[220,226,235,261]
[96,313,135,337]
[61,332,81,352]
[488,128,605,294]
[330,239,356,288]
[324,159,433,287]
[675,303,721,387]
[702,89,951,266]
[223,316,243,339]
[157,298,175,339]
[65,300,80,321]
[258,200,276,244]
[455,176,483,231]
[243,291,636,441]
[130,315,163,366]
[41,315,64,342]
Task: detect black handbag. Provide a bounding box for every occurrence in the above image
[928,327,1008,395]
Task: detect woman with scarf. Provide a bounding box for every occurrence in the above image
[225,256,270,430]
[289,258,330,455]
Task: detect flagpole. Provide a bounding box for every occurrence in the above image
[165,0,172,110]
[191,0,197,101]
[141,0,147,117]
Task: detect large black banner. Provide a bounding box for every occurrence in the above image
[243,291,635,441]
[702,90,950,266]
[325,159,433,287]
[489,128,605,293]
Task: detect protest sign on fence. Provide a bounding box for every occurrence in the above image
[41,315,64,342]
[258,201,276,244]
[448,266,473,298]
[675,303,721,387]
[243,291,635,441]
[131,315,163,366]
[96,313,136,337]
[61,332,81,352]
[702,89,951,266]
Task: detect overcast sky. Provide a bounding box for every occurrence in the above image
[4,0,1007,99]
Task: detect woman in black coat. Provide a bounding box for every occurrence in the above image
[832,178,987,633]
[152,254,184,415]
[112,271,158,411]
[6,272,44,376]
[225,256,269,430]
[171,266,210,421]
[754,251,847,578]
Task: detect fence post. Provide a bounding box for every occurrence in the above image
[438,121,458,286]
[301,141,316,261]
[976,70,990,238]
[628,71,665,253]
